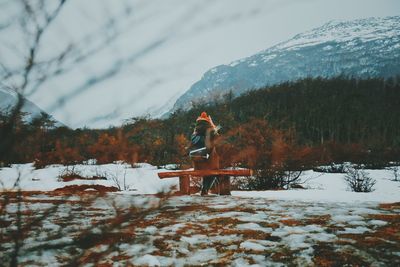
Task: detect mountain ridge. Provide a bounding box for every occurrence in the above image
[0,88,63,126]
[168,16,400,114]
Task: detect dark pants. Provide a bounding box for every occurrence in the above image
[201,176,217,195]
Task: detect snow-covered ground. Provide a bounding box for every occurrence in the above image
[0,162,399,203]
[234,169,400,203]
[0,162,178,194]
[1,163,399,266]
[1,192,399,266]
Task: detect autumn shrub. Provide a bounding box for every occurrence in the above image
[241,167,303,190]
[218,119,304,190]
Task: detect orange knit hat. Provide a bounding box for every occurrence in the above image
[196,112,216,129]
[196,111,210,123]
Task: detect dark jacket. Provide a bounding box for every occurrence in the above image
[190,121,219,170]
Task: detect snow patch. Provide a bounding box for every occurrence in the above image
[237,222,272,233]
[133,254,161,267]
[239,241,267,251]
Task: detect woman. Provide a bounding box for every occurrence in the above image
[189,112,220,195]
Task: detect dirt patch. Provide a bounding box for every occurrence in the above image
[153,238,172,255]
[176,204,212,213]
[54,184,119,193]
[205,217,241,226]
[259,221,280,229]
[280,218,304,226]
[240,229,271,240]
[0,191,48,198]
[379,202,400,210]
[304,214,331,225]
[335,213,400,266]
[269,247,299,264]
[61,174,107,182]
[312,243,370,267]
[215,207,257,214]
[0,219,12,228]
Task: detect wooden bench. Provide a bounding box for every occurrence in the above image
[158,169,253,195]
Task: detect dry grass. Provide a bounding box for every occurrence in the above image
[332,212,400,266]
[379,202,400,210]
[60,174,107,182]
[312,243,369,267]
[304,214,331,225]
[269,247,299,264]
[205,217,241,226]
[54,184,119,193]
[279,218,305,226]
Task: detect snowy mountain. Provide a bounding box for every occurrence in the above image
[170,16,400,113]
[0,88,61,125]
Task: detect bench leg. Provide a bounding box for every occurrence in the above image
[219,176,231,195]
[179,175,190,195]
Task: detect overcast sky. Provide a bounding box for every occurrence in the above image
[1,0,399,128]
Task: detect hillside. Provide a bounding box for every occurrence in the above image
[0,88,62,126]
[170,16,400,113]
[1,89,44,121]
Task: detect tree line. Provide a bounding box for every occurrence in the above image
[1,76,399,170]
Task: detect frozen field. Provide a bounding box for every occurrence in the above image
[1,193,399,266]
[0,163,399,266]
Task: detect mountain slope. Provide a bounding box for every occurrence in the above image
[0,88,61,125]
[170,16,400,113]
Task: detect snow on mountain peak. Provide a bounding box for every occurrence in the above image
[169,16,400,114]
[275,16,399,51]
